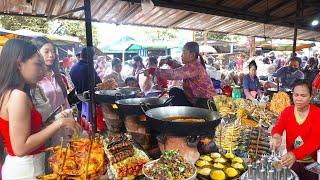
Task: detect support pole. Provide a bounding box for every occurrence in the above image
[84,0,97,133]
[292,0,302,56]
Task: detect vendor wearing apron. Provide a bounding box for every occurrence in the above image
[147,42,216,108]
[243,60,261,102]
[0,39,81,180]
[271,80,320,180]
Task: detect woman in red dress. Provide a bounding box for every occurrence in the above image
[271,80,320,180]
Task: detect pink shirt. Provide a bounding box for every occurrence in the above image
[38,72,69,112]
[155,60,216,103]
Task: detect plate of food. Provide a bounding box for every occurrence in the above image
[142,150,196,180]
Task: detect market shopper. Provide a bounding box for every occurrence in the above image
[147,42,216,107]
[32,37,70,112]
[242,60,261,101]
[70,47,102,111]
[32,37,74,147]
[104,57,125,87]
[0,39,81,180]
[303,57,319,89]
[265,57,304,90]
[140,56,167,93]
[271,80,320,180]
[132,55,145,81]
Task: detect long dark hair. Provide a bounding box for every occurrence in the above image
[31,37,67,98]
[183,42,206,69]
[0,39,39,109]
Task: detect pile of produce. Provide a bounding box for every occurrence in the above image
[196,152,246,180]
[143,150,196,180]
[103,133,149,179]
[37,137,107,179]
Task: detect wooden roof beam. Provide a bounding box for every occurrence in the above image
[215,0,225,6]
[241,0,263,11]
[99,0,119,20]
[31,0,37,15]
[168,12,196,27]
[92,0,109,18]
[269,0,293,14]
[57,0,68,16]
[118,4,141,24]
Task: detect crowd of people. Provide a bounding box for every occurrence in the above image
[0,36,319,179]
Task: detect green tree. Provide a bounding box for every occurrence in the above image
[52,20,99,46]
[0,15,49,33]
[0,16,99,46]
[195,31,231,41]
[142,28,177,42]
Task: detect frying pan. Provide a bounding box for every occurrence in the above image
[95,88,139,104]
[115,97,172,115]
[145,106,221,136]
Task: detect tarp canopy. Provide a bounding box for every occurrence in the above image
[0,0,318,41]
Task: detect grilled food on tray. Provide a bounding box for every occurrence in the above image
[103,133,150,179]
[37,137,107,180]
[104,133,135,164]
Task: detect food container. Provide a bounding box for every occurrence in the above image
[142,159,197,180]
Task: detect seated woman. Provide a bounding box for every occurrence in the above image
[148,42,216,108]
[242,60,261,101]
[271,80,320,180]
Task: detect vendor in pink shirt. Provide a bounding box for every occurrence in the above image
[148,42,216,108]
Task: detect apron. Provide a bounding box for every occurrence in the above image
[2,153,45,180]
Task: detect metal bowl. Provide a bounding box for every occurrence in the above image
[142,159,197,180]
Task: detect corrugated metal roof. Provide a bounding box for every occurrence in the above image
[0,0,319,41]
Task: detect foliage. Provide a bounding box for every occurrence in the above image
[0,15,49,33]
[0,16,100,46]
[52,20,100,46]
[142,28,177,42]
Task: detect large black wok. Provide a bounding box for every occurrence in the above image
[115,97,172,116]
[145,106,221,136]
[95,87,140,104]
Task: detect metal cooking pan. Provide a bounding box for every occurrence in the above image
[95,88,139,104]
[115,97,173,116]
[145,106,221,136]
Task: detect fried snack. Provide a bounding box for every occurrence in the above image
[240,118,258,127]
[270,92,291,114]
[236,107,248,120]
[96,78,118,90]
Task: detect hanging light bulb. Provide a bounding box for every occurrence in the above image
[311,19,319,26]
[141,0,154,14]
